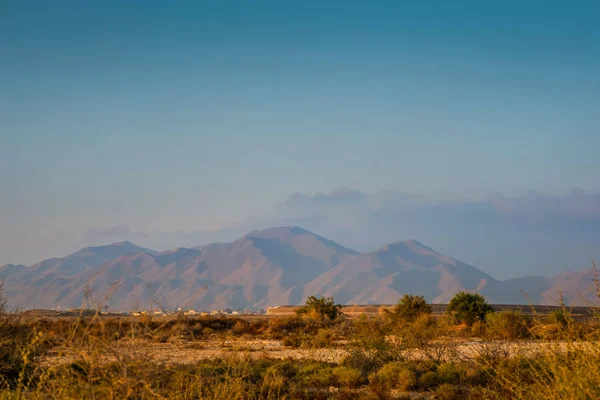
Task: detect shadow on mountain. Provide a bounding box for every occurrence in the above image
[249,237,328,286]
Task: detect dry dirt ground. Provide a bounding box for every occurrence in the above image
[43,337,599,366]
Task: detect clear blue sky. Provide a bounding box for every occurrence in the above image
[1,1,599,271]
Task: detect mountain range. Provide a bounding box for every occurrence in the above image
[1,226,597,311]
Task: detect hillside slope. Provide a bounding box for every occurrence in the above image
[1,228,597,310]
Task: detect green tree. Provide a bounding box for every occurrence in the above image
[390,294,432,322]
[296,296,342,321]
[447,291,493,325]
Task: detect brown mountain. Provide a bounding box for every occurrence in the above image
[0,241,156,309]
[542,269,600,306]
[304,240,498,305]
[2,227,358,311]
[1,227,598,310]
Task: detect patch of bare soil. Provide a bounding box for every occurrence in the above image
[41,337,600,367]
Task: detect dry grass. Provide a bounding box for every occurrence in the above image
[2,272,600,399]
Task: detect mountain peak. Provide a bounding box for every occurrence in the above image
[380,239,438,255]
[0,263,28,277]
[246,226,312,237]
[109,240,135,246]
[77,241,155,256]
[245,226,359,256]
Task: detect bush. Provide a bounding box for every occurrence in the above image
[486,311,532,340]
[547,309,570,327]
[268,316,306,339]
[399,314,455,363]
[390,294,432,323]
[368,371,391,399]
[312,328,335,348]
[435,383,464,400]
[343,315,405,375]
[376,362,416,391]
[417,370,439,389]
[282,328,334,348]
[332,366,363,388]
[376,362,403,388]
[282,333,303,348]
[410,359,437,375]
[401,313,439,346]
[478,349,600,399]
[0,283,41,388]
[436,363,465,385]
[231,319,251,336]
[298,362,334,388]
[471,320,486,337]
[398,368,417,392]
[296,296,343,321]
[447,292,493,325]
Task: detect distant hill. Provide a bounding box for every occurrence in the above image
[51,227,358,311]
[304,240,498,304]
[0,241,156,308]
[1,227,598,310]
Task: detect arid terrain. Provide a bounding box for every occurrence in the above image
[3,290,600,399]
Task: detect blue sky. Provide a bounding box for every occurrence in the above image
[1,1,599,275]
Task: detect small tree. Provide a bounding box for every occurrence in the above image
[390,294,432,322]
[296,296,342,321]
[447,291,493,325]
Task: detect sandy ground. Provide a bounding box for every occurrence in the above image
[42,337,599,366]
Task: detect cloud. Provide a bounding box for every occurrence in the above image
[488,189,600,218]
[273,188,600,278]
[279,188,600,228]
[284,188,367,207]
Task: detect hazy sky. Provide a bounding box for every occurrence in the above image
[1,1,599,274]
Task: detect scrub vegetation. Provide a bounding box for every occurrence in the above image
[2,264,600,399]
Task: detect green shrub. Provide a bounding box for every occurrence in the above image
[281,328,334,348]
[477,349,600,399]
[389,294,432,323]
[296,296,343,321]
[408,359,437,376]
[436,363,465,385]
[260,369,287,396]
[282,333,303,348]
[376,362,403,387]
[312,328,335,348]
[470,320,486,337]
[464,365,486,385]
[268,316,306,339]
[435,383,464,400]
[332,366,363,388]
[376,362,416,391]
[486,311,532,340]
[343,315,405,375]
[417,370,439,389]
[368,370,391,399]
[398,368,417,392]
[547,309,570,327]
[447,292,493,325]
[297,362,334,388]
[0,285,41,388]
[400,313,439,347]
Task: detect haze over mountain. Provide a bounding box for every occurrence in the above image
[1,227,597,311]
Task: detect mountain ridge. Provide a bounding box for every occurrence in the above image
[1,226,597,310]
